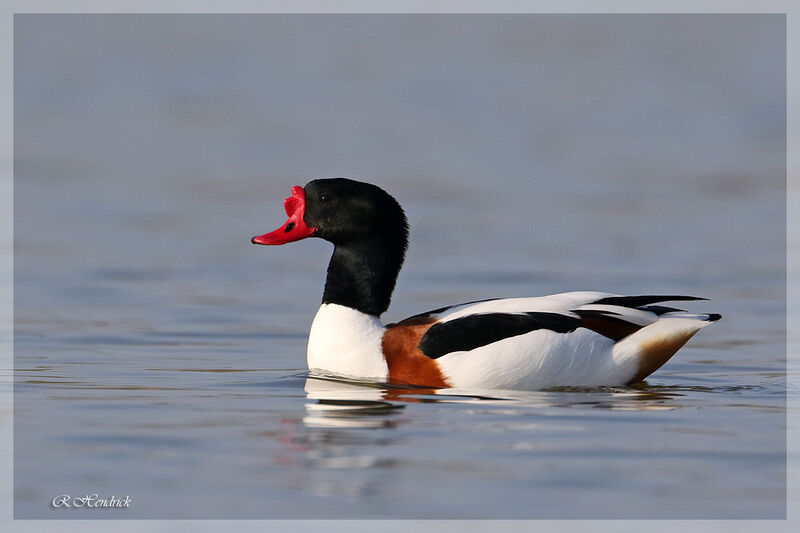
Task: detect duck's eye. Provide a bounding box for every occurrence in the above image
[319,194,329,203]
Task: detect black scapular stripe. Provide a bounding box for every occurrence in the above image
[419,312,580,359]
[592,295,706,308]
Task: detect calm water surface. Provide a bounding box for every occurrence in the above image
[13,14,786,519]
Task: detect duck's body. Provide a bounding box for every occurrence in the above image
[253,178,719,390]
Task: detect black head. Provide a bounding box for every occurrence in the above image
[252,177,408,249]
[252,178,409,316]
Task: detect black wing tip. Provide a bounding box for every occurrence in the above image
[706,313,722,322]
[593,295,709,307]
[644,295,708,302]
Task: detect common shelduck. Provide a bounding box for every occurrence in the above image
[252,178,720,390]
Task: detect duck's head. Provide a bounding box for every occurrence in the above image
[252,178,408,249]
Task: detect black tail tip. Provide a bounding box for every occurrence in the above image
[707,313,722,322]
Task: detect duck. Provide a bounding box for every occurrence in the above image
[251,177,720,391]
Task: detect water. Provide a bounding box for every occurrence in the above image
[13,14,786,519]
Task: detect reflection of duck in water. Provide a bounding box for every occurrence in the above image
[302,377,684,429]
[303,376,405,429]
[253,178,720,391]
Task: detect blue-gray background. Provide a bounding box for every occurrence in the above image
[14,14,785,519]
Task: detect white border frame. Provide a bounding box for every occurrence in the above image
[1,2,795,532]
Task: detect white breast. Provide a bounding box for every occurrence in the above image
[306,303,389,380]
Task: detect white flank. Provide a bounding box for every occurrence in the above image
[435,328,626,390]
[307,304,389,380]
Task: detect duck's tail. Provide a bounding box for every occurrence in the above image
[613,313,721,383]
